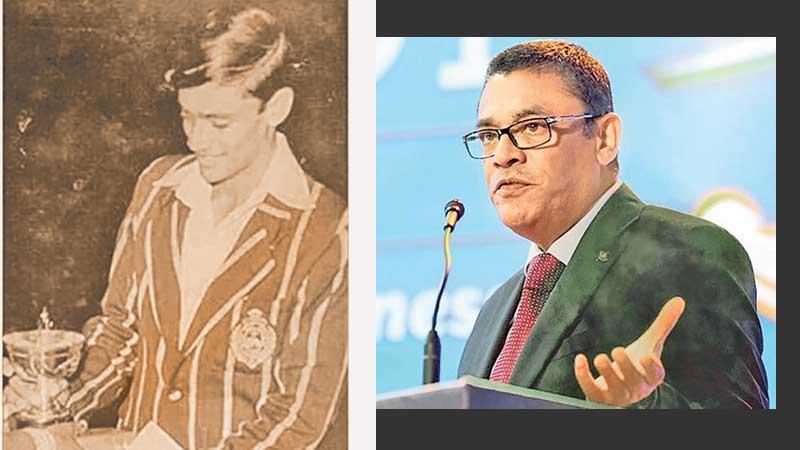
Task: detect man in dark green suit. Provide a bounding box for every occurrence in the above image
[457,40,768,408]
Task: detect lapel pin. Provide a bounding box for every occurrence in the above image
[596,250,609,262]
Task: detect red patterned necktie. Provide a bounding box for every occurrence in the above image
[489,252,565,384]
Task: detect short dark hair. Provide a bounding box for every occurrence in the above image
[485,40,614,136]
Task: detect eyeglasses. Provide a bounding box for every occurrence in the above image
[461,113,604,160]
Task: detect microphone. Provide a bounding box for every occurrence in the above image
[444,199,465,231]
[423,199,465,385]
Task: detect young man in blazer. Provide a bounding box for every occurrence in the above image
[4,8,347,449]
[457,40,768,409]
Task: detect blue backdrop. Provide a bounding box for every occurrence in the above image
[376,37,776,408]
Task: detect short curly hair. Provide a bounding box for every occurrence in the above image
[486,40,613,136]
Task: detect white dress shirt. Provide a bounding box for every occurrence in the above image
[168,132,313,349]
[527,179,623,266]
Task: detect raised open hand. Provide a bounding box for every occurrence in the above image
[573,296,686,407]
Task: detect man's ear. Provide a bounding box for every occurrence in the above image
[262,86,295,128]
[595,112,622,167]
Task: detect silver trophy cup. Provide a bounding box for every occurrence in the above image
[3,309,85,427]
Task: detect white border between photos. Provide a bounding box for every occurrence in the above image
[0,1,374,447]
[348,0,377,448]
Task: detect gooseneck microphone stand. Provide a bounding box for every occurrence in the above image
[423,200,464,385]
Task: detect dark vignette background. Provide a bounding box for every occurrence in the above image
[3,0,347,436]
[3,0,346,332]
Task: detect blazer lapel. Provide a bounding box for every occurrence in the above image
[147,192,188,352]
[509,183,646,387]
[178,195,291,356]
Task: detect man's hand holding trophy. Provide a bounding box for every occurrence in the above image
[3,308,93,449]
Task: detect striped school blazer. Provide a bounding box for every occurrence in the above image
[65,154,348,449]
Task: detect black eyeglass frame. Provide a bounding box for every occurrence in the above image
[461,112,605,160]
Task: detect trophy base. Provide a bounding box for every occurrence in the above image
[16,409,71,428]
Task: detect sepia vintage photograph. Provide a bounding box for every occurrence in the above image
[3,0,347,448]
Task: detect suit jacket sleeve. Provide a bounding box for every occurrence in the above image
[218,215,348,449]
[631,225,769,409]
[65,157,173,421]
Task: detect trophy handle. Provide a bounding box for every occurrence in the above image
[3,356,17,378]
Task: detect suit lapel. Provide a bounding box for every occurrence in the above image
[178,195,291,356]
[509,184,645,387]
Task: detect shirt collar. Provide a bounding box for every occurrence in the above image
[156,131,314,211]
[527,179,623,266]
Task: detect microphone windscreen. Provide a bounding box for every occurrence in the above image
[444,199,465,220]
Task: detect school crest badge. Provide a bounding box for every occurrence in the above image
[230,308,277,369]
